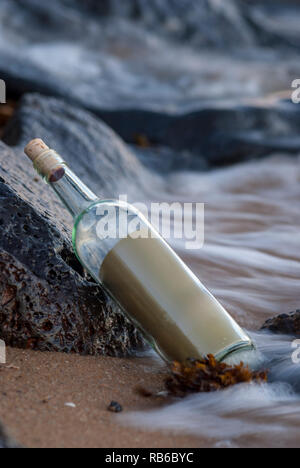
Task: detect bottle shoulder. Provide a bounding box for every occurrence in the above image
[71,198,148,278]
[72,198,148,251]
[73,198,141,228]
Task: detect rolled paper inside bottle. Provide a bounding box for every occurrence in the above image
[99,231,253,363]
[24,139,255,365]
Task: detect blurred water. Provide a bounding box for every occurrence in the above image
[1,0,299,114]
[123,332,300,447]
[149,154,300,328]
[123,154,300,447]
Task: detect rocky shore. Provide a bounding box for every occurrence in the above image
[0,1,299,357]
[0,0,300,448]
[0,94,148,357]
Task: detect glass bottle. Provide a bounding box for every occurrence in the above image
[24,139,254,364]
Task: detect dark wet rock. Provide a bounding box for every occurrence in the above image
[5,93,300,171]
[132,145,208,174]
[3,94,151,199]
[0,422,21,448]
[261,311,300,337]
[0,136,145,356]
[156,100,300,165]
[0,0,300,156]
[107,401,123,413]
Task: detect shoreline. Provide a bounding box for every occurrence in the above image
[0,347,205,448]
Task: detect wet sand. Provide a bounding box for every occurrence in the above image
[0,347,204,448]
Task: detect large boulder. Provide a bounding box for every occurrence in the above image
[0,95,147,356]
[4,94,151,199]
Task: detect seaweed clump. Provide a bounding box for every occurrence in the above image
[165,355,268,397]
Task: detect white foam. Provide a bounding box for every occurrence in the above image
[124,154,300,447]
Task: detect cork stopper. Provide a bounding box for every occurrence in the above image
[24,138,66,182]
[24,138,50,162]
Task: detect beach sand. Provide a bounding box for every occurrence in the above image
[0,347,204,448]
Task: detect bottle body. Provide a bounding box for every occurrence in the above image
[73,199,253,363]
[23,140,254,364]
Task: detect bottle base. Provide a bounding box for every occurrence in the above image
[218,341,262,369]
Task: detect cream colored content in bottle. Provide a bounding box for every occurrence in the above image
[100,233,252,363]
[24,139,254,365]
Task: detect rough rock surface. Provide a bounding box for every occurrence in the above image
[261,311,300,337]
[4,94,152,199]
[0,422,20,448]
[0,107,145,355]
[1,0,300,153]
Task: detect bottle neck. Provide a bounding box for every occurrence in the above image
[48,165,99,218]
